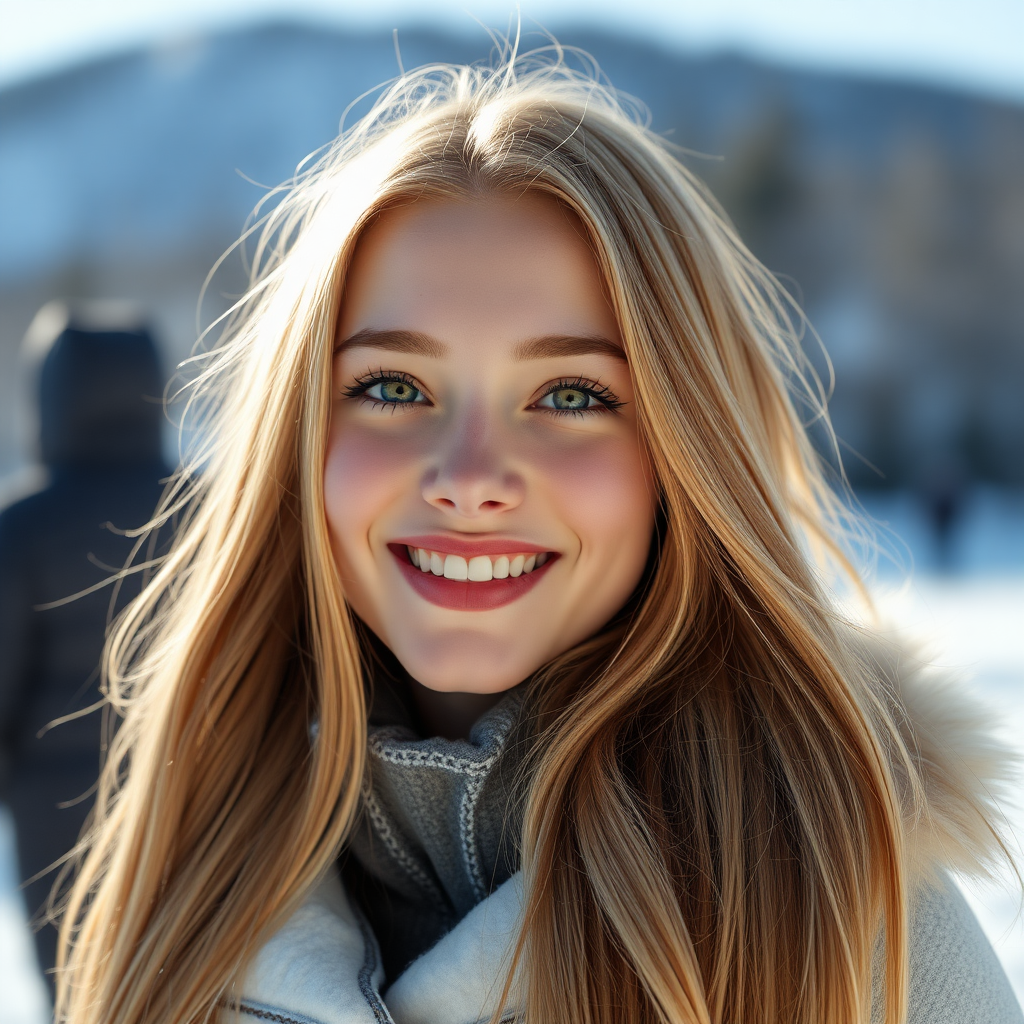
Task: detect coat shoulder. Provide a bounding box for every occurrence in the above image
[850,626,1019,880]
[222,867,393,1024]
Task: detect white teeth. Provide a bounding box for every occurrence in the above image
[467,556,493,581]
[443,554,469,580]
[407,547,549,581]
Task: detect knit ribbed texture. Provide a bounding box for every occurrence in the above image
[345,682,525,980]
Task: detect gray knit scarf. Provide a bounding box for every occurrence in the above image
[344,676,528,982]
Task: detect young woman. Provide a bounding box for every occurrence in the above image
[57,53,1021,1024]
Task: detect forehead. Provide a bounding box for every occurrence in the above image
[337,195,621,350]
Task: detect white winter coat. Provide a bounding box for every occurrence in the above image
[221,638,1024,1024]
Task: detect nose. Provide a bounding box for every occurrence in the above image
[421,408,525,518]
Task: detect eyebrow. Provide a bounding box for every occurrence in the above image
[512,335,626,362]
[337,328,626,362]
[336,328,446,358]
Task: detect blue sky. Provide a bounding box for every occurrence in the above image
[1,0,1022,102]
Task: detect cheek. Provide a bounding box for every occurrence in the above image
[531,430,656,555]
[323,419,416,560]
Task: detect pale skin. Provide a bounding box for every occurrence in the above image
[325,194,657,739]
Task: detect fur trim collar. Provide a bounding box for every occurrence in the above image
[225,633,1019,1024]
[857,628,1018,882]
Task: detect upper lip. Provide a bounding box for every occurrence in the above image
[392,534,553,558]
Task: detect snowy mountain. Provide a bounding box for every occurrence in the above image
[1,21,1022,484]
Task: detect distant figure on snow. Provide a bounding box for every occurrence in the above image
[921,455,967,572]
[0,303,170,994]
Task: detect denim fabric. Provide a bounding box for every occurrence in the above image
[345,681,527,981]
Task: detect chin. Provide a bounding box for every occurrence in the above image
[393,631,542,695]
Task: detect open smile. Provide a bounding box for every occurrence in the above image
[388,538,558,611]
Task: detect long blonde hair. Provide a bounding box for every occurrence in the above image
[60,49,925,1023]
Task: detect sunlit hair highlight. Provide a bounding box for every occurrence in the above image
[59,46,936,1024]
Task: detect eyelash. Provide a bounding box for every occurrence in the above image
[539,377,625,417]
[341,369,624,417]
[340,369,421,403]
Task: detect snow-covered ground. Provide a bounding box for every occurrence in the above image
[0,809,50,1023]
[0,489,1021,1021]
[858,488,1024,1003]
[893,577,1024,991]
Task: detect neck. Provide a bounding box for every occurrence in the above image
[409,682,508,740]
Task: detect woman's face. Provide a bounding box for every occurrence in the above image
[326,195,657,695]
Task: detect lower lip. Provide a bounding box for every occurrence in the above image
[388,545,557,611]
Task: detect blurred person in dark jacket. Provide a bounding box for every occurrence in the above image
[0,302,169,993]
